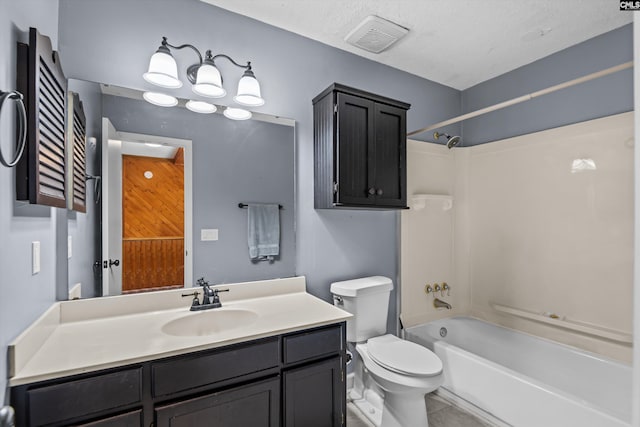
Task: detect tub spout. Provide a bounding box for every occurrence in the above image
[434,298,452,310]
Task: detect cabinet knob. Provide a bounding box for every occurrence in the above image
[376,188,383,196]
[368,187,376,196]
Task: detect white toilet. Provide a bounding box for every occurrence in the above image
[331,276,443,427]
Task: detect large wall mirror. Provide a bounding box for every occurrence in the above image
[68,79,295,299]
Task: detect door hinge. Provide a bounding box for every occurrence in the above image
[334,104,338,114]
[333,182,338,194]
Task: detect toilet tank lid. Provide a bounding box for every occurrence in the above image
[330,276,393,297]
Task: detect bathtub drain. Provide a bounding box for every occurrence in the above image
[439,327,447,338]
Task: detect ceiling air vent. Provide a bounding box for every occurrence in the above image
[344,15,409,54]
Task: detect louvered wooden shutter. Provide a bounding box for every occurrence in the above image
[67,92,87,212]
[16,27,68,208]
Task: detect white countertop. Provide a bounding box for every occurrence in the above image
[9,277,351,386]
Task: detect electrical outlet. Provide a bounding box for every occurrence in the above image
[32,241,40,275]
[68,236,72,259]
[201,229,219,241]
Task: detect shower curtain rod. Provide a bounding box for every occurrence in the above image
[407,61,633,137]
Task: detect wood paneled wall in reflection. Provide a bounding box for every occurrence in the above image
[122,155,184,291]
[122,155,184,238]
[123,238,184,291]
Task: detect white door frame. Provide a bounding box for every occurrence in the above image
[101,118,193,295]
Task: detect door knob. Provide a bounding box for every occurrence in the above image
[376,188,383,196]
[109,259,120,267]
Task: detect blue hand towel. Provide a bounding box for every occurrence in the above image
[247,203,280,260]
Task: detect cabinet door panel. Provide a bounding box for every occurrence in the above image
[155,378,279,427]
[336,93,374,206]
[374,103,406,207]
[284,357,344,427]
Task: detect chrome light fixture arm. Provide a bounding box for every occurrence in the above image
[163,37,203,64]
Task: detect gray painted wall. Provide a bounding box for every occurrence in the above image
[101,94,295,284]
[0,0,60,403]
[57,0,462,336]
[461,24,633,145]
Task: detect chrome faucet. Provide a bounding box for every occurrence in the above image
[434,298,452,310]
[182,278,229,311]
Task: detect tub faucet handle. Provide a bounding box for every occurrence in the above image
[434,284,441,296]
[424,284,433,296]
[442,283,450,296]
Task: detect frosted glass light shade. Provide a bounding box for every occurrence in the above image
[233,74,264,107]
[223,107,252,120]
[186,100,217,114]
[143,91,178,107]
[143,50,182,89]
[192,63,226,98]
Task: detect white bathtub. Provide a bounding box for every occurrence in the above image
[405,317,632,427]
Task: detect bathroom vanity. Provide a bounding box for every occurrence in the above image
[8,277,350,427]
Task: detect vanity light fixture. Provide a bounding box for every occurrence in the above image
[143,37,264,116]
[142,91,178,107]
[186,100,217,114]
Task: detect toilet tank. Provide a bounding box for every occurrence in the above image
[330,276,393,342]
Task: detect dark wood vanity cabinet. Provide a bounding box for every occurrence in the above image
[313,83,410,209]
[10,323,346,427]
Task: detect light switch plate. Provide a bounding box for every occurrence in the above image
[68,236,72,259]
[32,241,40,275]
[201,229,219,241]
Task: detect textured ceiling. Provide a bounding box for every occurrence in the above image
[201,0,632,90]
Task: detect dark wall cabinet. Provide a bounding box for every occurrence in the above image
[313,83,410,209]
[10,323,346,427]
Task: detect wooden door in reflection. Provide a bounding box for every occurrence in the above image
[122,150,184,292]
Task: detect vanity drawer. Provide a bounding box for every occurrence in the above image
[26,368,142,426]
[283,325,343,365]
[152,337,280,396]
[73,409,142,426]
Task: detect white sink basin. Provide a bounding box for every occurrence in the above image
[162,309,259,337]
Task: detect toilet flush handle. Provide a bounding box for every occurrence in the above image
[333,295,343,306]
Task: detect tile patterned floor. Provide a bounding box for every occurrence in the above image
[347,392,495,427]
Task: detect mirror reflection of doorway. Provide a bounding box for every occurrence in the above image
[101,118,193,296]
[122,150,184,293]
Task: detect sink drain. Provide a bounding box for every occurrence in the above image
[439,327,447,338]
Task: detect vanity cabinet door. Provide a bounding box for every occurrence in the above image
[154,377,279,427]
[283,357,344,427]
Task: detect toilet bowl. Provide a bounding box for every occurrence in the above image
[352,335,443,427]
[330,276,444,427]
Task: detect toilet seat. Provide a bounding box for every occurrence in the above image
[367,334,442,377]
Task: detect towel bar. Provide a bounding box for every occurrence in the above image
[238,203,283,209]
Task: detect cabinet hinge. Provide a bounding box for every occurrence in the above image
[334,104,338,114]
[333,182,338,194]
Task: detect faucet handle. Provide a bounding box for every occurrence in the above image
[424,284,433,296]
[210,288,229,308]
[442,283,451,296]
[434,284,441,295]
[181,291,201,308]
